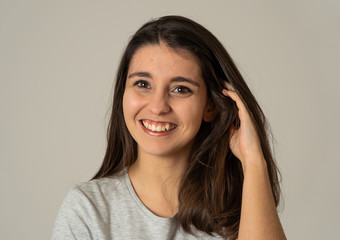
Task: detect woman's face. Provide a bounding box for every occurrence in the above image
[123,43,211,159]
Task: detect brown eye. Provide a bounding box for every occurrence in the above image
[172,86,192,94]
[134,80,151,89]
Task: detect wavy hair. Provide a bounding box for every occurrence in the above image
[92,15,281,239]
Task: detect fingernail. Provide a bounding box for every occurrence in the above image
[222,89,228,95]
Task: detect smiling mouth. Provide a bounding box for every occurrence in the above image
[141,120,177,132]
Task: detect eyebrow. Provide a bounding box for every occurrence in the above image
[128,71,151,79]
[128,71,200,87]
[170,77,200,87]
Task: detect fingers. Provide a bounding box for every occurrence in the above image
[224,82,235,92]
[222,82,247,119]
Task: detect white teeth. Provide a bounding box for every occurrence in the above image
[142,121,176,132]
[151,125,156,131]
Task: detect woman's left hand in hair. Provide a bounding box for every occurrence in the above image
[222,82,265,168]
[223,82,287,240]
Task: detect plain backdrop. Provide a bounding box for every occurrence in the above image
[1,0,339,239]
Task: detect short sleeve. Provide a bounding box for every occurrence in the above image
[51,186,93,240]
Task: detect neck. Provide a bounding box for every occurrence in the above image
[128,150,188,217]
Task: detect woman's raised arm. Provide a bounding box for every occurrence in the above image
[223,83,286,240]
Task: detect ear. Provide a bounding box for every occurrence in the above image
[203,100,218,122]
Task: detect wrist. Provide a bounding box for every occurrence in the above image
[241,154,267,174]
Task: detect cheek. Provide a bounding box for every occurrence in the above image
[177,97,207,126]
[123,91,143,119]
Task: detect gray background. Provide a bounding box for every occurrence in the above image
[1,0,339,239]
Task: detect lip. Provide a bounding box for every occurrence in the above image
[139,119,178,136]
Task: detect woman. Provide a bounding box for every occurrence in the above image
[52,16,286,240]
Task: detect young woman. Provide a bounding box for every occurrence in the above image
[52,16,286,240]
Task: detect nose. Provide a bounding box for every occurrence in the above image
[148,90,171,115]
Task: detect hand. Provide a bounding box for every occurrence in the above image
[223,83,264,167]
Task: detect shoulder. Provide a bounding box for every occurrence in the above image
[73,174,123,196]
[55,172,129,221]
[52,173,128,239]
[65,173,126,207]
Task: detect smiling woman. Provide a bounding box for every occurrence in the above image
[52,16,286,240]
[123,43,210,159]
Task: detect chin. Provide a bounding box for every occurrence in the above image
[138,144,189,159]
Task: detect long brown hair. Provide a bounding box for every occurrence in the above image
[92,15,281,239]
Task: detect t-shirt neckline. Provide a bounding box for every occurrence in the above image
[123,169,178,224]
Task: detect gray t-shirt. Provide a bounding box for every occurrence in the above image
[52,170,226,240]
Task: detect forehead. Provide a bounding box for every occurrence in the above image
[128,43,202,80]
